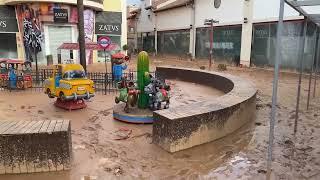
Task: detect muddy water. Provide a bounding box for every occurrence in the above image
[0,80,253,180]
[168,79,224,107]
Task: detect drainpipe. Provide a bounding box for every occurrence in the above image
[154,12,158,55]
[191,0,196,60]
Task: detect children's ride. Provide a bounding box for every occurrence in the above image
[0,59,32,89]
[111,53,129,82]
[113,51,171,124]
[144,77,170,110]
[115,77,140,113]
[44,64,95,110]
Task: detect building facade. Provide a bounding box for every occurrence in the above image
[133,0,318,70]
[0,0,127,65]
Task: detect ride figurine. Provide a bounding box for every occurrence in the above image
[144,76,171,110]
[111,53,129,82]
[0,59,33,89]
[115,77,140,113]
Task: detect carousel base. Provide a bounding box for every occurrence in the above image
[113,103,154,124]
[54,98,87,111]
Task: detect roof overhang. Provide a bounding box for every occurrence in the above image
[4,0,104,11]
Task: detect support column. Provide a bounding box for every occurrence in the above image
[267,0,285,176]
[240,0,254,67]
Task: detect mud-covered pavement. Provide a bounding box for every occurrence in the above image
[1,58,320,179]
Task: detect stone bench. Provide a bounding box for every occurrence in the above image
[153,66,257,152]
[0,120,72,174]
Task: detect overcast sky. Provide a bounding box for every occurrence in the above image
[127,0,141,5]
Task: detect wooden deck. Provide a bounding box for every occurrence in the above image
[0,120,72,174]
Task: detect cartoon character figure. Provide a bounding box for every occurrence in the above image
[115,77,140,113]
[112,57,127,82]
[8,64,17,88]
[144,76,171,110]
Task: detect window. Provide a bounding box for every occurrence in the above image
[63,70,86,79]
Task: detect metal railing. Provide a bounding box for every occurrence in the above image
[0,69,156,95]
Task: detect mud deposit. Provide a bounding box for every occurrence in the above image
[1,59,320,179]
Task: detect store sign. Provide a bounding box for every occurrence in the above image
[95,23,121,35]
[0,6,18,32]
[54,9,68,23]
[95,12,122,35]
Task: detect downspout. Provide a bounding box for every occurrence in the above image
[154,12,158,55]
[191,0,196,60]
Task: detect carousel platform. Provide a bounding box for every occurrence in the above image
[54,98,87,111]
[113,103,154,124]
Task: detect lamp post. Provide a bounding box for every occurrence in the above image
[204,19,219,69]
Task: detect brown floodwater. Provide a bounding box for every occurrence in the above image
[0,80,254,180]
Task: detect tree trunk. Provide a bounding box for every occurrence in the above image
[77,0,86,71]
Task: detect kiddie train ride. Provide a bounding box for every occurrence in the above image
[0,59,32,89]
[113,51,171,124]
[44,63,95,110]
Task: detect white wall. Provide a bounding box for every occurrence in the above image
[195,0,243,27]
[156,6,192,31]
[253,0,300,22]
[121,0,128,49]
[136,2,155,32]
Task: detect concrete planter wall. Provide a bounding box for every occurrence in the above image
[153,66,257,152]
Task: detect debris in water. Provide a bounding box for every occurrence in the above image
[73,144,86,150]
[88,115,99,122]
[113,127,132,140]
[114,166,123,176]
[255,122,262,126]
[257,169,267,174]
[81,175,98,180]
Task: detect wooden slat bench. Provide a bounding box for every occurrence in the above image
[0,120,72,174]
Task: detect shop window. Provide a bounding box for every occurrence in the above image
[48,26,73,64]
[0,33,18,59]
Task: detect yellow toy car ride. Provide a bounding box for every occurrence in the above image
[44,64,95,100]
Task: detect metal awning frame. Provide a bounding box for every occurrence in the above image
[285,0,320,26]
[267,0,320,177]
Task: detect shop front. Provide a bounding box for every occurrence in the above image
[0,6,19,59]
[14,3,93,65]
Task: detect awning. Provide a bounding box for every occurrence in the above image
[57,43,119,51]
[0,58,24,64]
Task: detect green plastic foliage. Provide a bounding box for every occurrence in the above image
[137,51,150,108]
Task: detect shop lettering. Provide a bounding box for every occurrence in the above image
[99,24,119,32]
[0,20,6,28]
[55,12,68,17]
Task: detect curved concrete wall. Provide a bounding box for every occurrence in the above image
[153,66,257,152]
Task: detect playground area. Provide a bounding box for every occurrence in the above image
[0,57,319,179]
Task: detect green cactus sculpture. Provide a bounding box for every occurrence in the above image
[137,51,150,108]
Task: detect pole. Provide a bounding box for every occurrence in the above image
[314,28,320,98]
[34,49,39,83]
[307,26,318,109]
[104,49,108,73]
[209,22,213,69]
[294,18,307,134]
[267,0,285,177]
[77,0,86,71]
